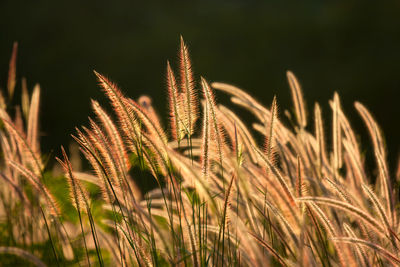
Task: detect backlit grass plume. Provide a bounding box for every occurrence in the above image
[1,38,400,266]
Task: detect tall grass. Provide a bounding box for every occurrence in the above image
[1,39,400,266]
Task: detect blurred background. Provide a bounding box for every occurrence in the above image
[1,0,400,169]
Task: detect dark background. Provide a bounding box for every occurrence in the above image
[1,0,400,170]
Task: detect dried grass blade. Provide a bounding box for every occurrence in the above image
[252,144,296,207]
[27,84,40,154]
[355,102,393,224]
[0,90,6,110]
[93,71,141,152]
[211,82,269,120]
[314,103,327,173]
[332,92,343,170]
[249,232,288,267]
[342,139,367,188]
[361,184,392,240]
[333,237,400,265]
[343,223,369,267]
[9,160,59,216]
[21,77,30,120]
[85,121,120,186]
[72,130,116,203]
[56,146,89,212]
[329,100,360,158]
[56,147,92,266]
[7,42,18,99]
[355,102,386,157]
[298,197,385,235]
[287,71,307,128]
[324,176,352,203]
[91,100,130,170]
[218,104,258,163]
[1,117,42,175]
[124,98,168,145]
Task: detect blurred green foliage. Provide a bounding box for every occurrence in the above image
[1,0,399,166]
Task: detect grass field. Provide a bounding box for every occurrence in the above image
[0,39,399,266]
